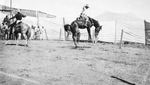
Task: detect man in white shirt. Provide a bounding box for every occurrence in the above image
[80,4,90,26]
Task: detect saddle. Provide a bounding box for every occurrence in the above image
[15,21,22,28]
[76,16,93,27]
[16,21,22,25]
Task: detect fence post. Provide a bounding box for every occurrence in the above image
[142,63,150,85]
[119,29,124,49]
[59,28,62,42]
[45,29,48,40]
[114,19,117,43]
[63,17,66,40]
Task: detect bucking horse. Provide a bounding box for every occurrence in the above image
[6,22,31,46]
[70,17,102,48]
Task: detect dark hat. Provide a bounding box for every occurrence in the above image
[85,4,89,9]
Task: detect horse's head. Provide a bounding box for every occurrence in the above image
[95,25,102,38]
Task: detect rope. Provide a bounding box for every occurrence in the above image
[119,21,142,31]
[123,30,143,38]
[123,31,144,42]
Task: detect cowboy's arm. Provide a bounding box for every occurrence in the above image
[21,13,26,17]
[9,15,15,20]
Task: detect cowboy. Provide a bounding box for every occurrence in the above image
[80,4,90,26]
[9,10,26,29]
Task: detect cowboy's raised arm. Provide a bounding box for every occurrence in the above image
[9,15,15,20]
[21,13,26,17]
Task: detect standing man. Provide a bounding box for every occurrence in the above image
[2,15,10,26]
[2,15,11,40]
[40,26,45,40]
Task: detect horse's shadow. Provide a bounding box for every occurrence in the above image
[6,43,28,47]
[60,45,91,50]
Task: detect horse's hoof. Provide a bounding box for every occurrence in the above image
[5,42,8,45]
[75,46,78,48]
[26,44,28,47]
[88,38,92,41]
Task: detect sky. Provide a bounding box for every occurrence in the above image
[1,0,150,23]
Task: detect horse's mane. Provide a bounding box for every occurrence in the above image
[89,17,100,28]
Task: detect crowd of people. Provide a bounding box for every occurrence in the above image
[0,23,45,40]
[30,25,45,40]
[0,10,46,40]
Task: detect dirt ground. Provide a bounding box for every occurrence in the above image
[0,40,150,85]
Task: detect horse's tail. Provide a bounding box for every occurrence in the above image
[64,24,71,32]
[25,24,31,40]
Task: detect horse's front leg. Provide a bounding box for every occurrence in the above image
[87,28,92,41]
[5,31,9,45]
[7,33,9,40]
[15,33,19,46]
[66,31,69,40]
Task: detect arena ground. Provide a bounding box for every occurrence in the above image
[0,40,150,85]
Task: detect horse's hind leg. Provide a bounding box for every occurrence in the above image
[87,27,92,41]
[77,31,80,42]
[73,36,77,48]
[72,32,78,48]
[22,33,28,46]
